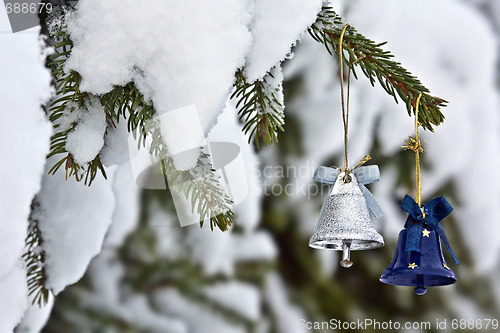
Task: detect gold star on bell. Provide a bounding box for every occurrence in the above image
[408,263,418,269]
[422,229,431,237]
[443,263,451,271]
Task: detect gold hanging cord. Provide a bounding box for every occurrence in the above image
[338,24,371,182]
[402,93,424,208]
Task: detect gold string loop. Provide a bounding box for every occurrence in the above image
[339,24,352,182]
[338,25,371,184]
[402,93,424,207]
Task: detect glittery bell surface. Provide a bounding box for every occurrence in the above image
[309,172,384,251]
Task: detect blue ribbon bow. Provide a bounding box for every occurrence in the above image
[313,165,384,219]
[401,195,460,265]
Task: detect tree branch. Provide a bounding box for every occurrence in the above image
[309,5,447,131]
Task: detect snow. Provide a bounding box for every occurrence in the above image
[153,289,247,333]
[263,65,285,122]
[0,6,52,332]
[0,264,28,333]
[65,0,254,133]
[100,118,131,167]
[16,294,55,333]
[54,101,81,132]
[207,103,262,231]
[147,207,276,277]
[201,282,261,321]
[75,181,270,331]
[148,207,185,261]
[264,274,308,333]
[173,103,276,274]
[157,105,205,170]
[76,251,188,333]
[231,232,277,262]
[86,249,124,306]
[64,0,326,136]
[244,0,324,82]
[185,223,276,276]
[0,15,52,281]
[65,97,107,165]
[114,297,186,333]
[104,162,140,248]
[492,2,500,28]
[32,162,116,294]
[80,292,188,333]
[282,35,346,166]
[185,225,234,275]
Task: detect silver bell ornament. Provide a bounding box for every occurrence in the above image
[309,165,384,268]
[310,27,384,268]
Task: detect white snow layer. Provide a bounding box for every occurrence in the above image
[245,0,324,82]
[79,250,187,333]
[0,20,52,281]
[65,97,107,165]
[100,118,132,167]
[32,163,116,294]
[0,264,29,332]
[158,104,205,170]
[80,291,188,333]
[287,0,500,272]
[207,103,262,231]
[16,293,55,333]
[0,7,53,332]
[104,162,140,248]
[86,249,125,306]
[231,232,278,263]
[148,207,186,261]
[265,274,308,333]
[201,282,261,321]
[154,289,247,333]
[65,0,254,133]
[187,224,277,275]
[65,0,324,134]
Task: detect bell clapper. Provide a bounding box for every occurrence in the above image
[340,241,353,268]
[414,274,427,295]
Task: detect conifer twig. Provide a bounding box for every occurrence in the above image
[232,68,285,147]
[24,213,50,307]
[309,5,447,131]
